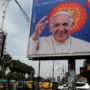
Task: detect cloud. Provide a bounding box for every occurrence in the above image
[0,0,41,78]
[4,20,19,35]
[0,0,84,79]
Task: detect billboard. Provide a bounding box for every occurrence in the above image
[57,76,60,83]
[27,0,90,60]
[0,32,5,58]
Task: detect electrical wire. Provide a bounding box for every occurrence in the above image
[15,0,30,23]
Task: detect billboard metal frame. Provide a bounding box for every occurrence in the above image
[28,54,90,60]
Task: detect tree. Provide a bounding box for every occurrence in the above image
[0,54,12,78]
[44,77,52,82]
[8,59,35,80]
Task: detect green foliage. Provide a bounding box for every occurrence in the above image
[0,53,35,81]
[44,77,53,82]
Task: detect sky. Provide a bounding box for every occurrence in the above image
[0,0,85,80]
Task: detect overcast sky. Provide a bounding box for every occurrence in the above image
[0,0,85,80]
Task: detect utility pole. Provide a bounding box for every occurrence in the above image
[0,0,11,32]
[0,0,11,77]
[0,0,11,58]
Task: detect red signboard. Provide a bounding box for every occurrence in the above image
[36,0,39,2]
[87,0,90,7]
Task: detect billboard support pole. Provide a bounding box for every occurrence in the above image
[38,60,40,90]
[52,60,55,82]
[68,59,76,90]
[86,59,90,85]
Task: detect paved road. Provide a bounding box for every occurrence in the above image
[40,89,52,90]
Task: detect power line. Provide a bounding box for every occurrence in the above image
[15,0,30,23]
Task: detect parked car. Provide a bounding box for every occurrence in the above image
[58,83,68,90]
[0,83,4,89]
[17,82,24,90]
[58,82,90,90]
[39,82,52,89]
[26,81,38,89]
[76,82,90,90]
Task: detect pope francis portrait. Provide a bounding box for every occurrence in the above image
[29,11,90,55]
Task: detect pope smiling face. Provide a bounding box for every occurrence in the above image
[50,12,73,43]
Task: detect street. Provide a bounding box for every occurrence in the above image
[40,89,52,90]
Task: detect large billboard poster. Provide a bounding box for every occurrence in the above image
[0,32,4,58]
[27,0,90,59]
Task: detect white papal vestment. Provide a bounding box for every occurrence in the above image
[29,35,90,55]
